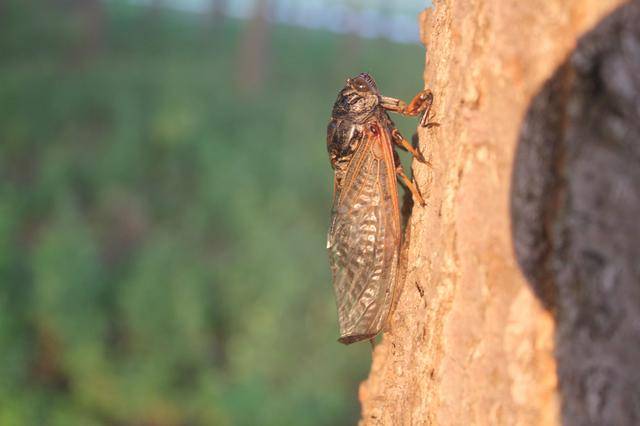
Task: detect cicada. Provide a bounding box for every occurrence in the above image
[326,73,433,344]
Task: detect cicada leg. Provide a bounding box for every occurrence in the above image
[391,128,430,166]
[393,149,426,207]
[396,167,426,207]
[380,89,435,127]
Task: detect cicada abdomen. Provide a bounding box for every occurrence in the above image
[326,73,432,344]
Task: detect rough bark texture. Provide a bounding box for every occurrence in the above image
[359,0,636,425]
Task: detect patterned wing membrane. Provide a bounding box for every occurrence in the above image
[327,127,401,344]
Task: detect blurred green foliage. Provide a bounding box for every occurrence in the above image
[0,1,425,424]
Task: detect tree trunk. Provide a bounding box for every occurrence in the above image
[208,0,227,25]
[359,0,638,424]
[235,0,270,93]
[68,0,105,66]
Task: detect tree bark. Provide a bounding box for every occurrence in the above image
[358,0,636,425]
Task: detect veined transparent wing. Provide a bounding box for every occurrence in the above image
[327,123,401,344]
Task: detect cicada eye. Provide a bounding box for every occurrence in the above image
[352,77,369,93]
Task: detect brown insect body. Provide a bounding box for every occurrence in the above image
[326,73,432,344]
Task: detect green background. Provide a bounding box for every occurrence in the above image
[0,1,425,424]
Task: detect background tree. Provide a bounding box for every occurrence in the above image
[235,0,270,93]
[208,0,227,26]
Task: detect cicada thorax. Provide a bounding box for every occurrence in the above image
[327,97,397,186]
[326,118,365,191]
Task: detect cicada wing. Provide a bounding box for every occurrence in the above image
[327,127,401,344]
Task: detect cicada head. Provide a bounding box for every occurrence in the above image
[331,73,381,123]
